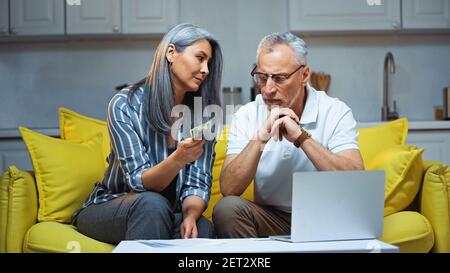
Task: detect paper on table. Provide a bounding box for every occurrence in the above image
[116,238,266,253]
[137,238,225,249]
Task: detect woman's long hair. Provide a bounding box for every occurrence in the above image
[129,23,223,135]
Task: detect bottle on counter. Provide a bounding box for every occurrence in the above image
[250,85,259,101]
[222,87,242,107]
[250,63,259,101]
[222,87,242,124]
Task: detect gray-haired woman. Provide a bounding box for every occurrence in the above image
[73,23,223,243]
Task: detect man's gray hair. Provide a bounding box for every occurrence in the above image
[256,32,308,65]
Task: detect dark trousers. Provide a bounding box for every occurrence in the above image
[76,191,214,244]
[213,196,291,238]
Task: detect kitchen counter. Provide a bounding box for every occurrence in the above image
[358,121,450,131]
[0,128,59,139]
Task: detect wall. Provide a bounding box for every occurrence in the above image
[305,34,450,122]
[1,0,450,131]
[0,39,159,128]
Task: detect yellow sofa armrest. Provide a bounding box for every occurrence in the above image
[0,166,38,253]
[420,161,450,253]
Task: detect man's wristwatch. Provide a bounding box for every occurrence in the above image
[293,127,311,148]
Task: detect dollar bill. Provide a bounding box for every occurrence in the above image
[189,120,213,139]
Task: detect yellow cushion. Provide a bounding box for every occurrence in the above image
[203,125,254,220]
[0,166,38,253]
[380,211,434,253]
[19,127,105,223]
[367,145,424,216]
[23,222,114,253]
[358,118,408,168]
[420,162,450,253]
[59,107,110,168]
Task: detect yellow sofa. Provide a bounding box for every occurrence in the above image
[1,115,449,253]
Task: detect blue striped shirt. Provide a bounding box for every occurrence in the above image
[72,86,216,222]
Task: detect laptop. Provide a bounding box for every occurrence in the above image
[270,170,385,243]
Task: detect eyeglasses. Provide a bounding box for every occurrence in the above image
[251,65,305,87]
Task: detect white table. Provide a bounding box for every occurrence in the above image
[113,238,399,253]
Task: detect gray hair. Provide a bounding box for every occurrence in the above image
[256,32,308,65]
[131,23,223,135]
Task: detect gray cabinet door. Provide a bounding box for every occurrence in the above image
[122,0,178,34]
[0,128,59,173]
[289,0,401,32]
[0,0,8,36]
[9,0,64,36]
[0,139,33,173]
[407,131,450,165]
[66,0,121,34]
[403,0,450,29]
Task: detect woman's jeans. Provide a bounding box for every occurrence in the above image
[75,191,214,244]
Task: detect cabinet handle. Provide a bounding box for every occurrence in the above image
[392,22,401,29]
[112,25,120,33]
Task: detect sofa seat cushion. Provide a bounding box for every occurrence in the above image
[380,211,434,253]
[23,222,114,253]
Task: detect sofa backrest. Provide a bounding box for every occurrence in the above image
[0,166,38,252]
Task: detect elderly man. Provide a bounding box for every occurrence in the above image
[213,32,364,238]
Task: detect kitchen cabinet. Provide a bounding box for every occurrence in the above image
[402,0,450,29]
[2,0,179,37]
[122,0,178,34]
[0,0,8,36]
[8,0,64,36]
[289,0,402,32]
[66,0,178,35]
[66,0,121,34]
[0,139,32,173]
[407,130,450,165]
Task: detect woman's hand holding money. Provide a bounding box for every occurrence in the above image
[173,138,205,166]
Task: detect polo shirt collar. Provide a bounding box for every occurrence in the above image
[299,84,319,125]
